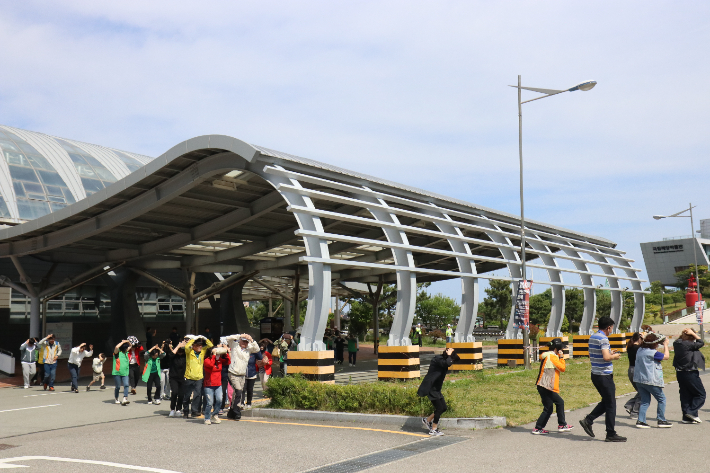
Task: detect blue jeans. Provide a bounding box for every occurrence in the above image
[68,363,80,390]
[114,375,129,400]
[43,363,57,387]
[203,385,222,421]
[637,383,666,423]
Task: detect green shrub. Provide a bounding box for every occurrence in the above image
[266,375,455,417]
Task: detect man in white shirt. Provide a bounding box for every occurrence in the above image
[67,343,93,393]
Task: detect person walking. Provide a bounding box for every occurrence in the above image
[35,340,45,386]
[333,333,346,365]
[183,335,212,419]
[160,340,172,400]
[347,333,359,367]
[87,353,106,391]
[623,333,643,416]
[242,346,263,409]
[418,347,459,436]
[634,333,671,428]
[112,340,131,405]
[673,328,705,423]
[225,333,259,419]
[203,346,230,425]
[415,324,423,347]
[445,324,453,343]
[19,338,38,389]
[257,342,273,391]
[579,316,626,442]
[37,334,62,391]
[532,338,573,434]
[67,343,93,393]
[166,340,187,418]
[126,336,143,395]
[142,345,165,405]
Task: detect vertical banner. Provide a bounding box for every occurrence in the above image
[514,280,532,330]
[695,300,705,325]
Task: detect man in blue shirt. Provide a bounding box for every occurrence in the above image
[579,316,626,442]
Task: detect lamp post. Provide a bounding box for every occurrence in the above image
[511,76,597,369]
[653,203,704,340]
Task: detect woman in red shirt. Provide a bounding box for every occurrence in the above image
[257,342,273,392]
[203,346,230,425]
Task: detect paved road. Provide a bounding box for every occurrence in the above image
[1,371,709,472]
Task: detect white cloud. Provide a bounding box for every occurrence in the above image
[0,1,708,301]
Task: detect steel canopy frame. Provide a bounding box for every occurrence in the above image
[0,133,648,346]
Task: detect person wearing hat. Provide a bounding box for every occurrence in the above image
[673,328,706,424]
[415,324,423,347]
[418,347,459,436]
[532,338,573,434]
[633,332,671,428]
[225,333,259,420]
[445,325,453,344]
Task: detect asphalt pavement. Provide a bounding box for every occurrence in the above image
[0,371,709,472]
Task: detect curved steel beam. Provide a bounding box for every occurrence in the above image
[528,235,565,337]
[559,244,597,335]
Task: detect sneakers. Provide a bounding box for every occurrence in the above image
[657,420,672,428]
[428,428,444,436]
[44,383,48,391]
[169,410,175,417]
[245,404,252,410]
[636,421,651,429]
[121,397,130,405]
[175,410,183,417]
[100,385,106,390]
[23,385,29,389]
[115,399,121,404]
[212,415,221,424]
[130,388,136,395]
[557,424,574,432]
[605,434,627,442]
[531,429,549,435]
[49,387,54,391]
[422,417,432,430]
[579,418,595,438]
[86,386,90,392]
[204,419,211,425]
[154,399,161,405]
[682,414,702,424]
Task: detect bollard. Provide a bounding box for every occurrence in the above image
[446,342,483,371]
[378,345,420,380]
[287,351,335,383]
[497,339,524,366]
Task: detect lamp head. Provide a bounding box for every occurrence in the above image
[568,80,597,92]
[653,215,665,220]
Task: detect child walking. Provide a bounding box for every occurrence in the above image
[87,353,107,391]
[532,338,573,434]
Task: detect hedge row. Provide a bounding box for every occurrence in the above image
[266,375,454,417]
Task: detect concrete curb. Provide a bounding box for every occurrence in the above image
[242,408,506,430]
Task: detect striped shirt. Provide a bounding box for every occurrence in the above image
[589,330,613,375]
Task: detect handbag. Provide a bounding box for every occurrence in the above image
[272,346,280,359]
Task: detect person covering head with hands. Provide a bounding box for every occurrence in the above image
[673,328,705,424]
[167,339,187,418]
[112,340,131,405]
[37,334,62,391]
[532,338,573,435]
[142,345,165,405]
[225,333,259,420]
[633,333,671,428]
[579,316,626,442]
[418,347,460,436]
[67,342,93,393]
[19,338,38,389]
[182,335,213,419]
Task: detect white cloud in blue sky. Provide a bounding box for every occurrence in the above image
[0,1,708,301]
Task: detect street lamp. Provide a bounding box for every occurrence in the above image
[653,203,704,340]
[510,76,597,369]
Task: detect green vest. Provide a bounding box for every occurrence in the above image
[112,352,129,376]
[141,357,161,383]
[446,328,453,337]
[415,327,422,335]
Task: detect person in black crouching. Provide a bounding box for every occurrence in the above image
[418,347,459,436]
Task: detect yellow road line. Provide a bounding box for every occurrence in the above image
[237,419,429,437]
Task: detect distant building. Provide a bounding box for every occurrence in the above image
[640,218,710,286]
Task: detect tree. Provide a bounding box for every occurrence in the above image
[564,288,584,333]
[416,293,460,328]
[481,280,512,327]
[346,300,374,338]
[529,289,552,326]
[675,265,710,296]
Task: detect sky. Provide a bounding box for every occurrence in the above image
[0,1,708,302]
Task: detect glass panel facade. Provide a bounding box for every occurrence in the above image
[54,138,117,196]
[111,150,144,173]
[0,129,74,219]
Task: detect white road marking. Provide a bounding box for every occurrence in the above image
[22,393,57,398]
[0,404,61,413]
[0,457,182,472]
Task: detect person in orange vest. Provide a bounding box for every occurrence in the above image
[532,338,573,435]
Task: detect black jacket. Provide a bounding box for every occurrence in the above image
[673,338,705,371]
[417,354,457,400]
[165,350,186,379]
